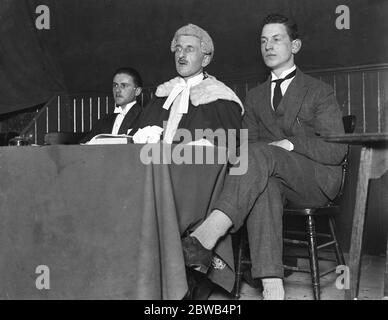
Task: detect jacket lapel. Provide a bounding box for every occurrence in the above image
[118,103,141,134]
[280,69,309,136]
[107,114,117,132]
[257,77,286,139]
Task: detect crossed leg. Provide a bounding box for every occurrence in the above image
[188,142,334,299]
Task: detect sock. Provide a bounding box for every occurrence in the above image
[262,278,285,300]
[190,209,233,250]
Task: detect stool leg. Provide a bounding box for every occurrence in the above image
[306,215,321,300]
[384,236,388,298]
[232,228,245,299]
[328,217,346,266]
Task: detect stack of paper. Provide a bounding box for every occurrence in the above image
[86,134,132,145]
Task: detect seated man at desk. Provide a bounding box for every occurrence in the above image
[182,14,347,299]
[131,23,244,145]
[131,23,244,299]
[80,67,143,143]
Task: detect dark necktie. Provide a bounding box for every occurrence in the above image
[272,69,297,110]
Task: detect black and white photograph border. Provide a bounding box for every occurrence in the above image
[0,0,387,302]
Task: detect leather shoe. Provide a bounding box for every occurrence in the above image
[181,236,213,274]
[183,268,214,300]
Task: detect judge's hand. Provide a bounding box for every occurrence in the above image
[268,139,294,151]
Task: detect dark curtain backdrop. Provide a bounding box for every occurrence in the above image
[0,0,66,115]
[0,0,387,115]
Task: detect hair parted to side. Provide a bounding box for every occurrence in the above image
[113,67,143,88]
[170,23,214,61]
[261,13,300,40]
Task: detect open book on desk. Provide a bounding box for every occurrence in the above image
[85,134,133,145]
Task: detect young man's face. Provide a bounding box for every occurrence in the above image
[261,23,300,75]
[112,73,140,107]
[174,35,210,80]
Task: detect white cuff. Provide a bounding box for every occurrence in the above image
[287,140,294,151]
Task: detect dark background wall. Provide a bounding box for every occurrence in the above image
[34,0,388,91]
[1,0,387,110]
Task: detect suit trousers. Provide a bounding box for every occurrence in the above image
[214,141,330,278]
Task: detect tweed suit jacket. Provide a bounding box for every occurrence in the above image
[243,68,347,199]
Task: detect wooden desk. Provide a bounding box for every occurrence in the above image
[0,144,227,299]
[325,133,388,300]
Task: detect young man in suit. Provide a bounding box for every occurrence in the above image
[80,67,143,143]
[182,14,347,299]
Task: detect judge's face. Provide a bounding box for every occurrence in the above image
[112,73,139,107]
[261,23,300,75]
[174,35,210,80]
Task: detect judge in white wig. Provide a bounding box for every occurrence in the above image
[132,23,244,145]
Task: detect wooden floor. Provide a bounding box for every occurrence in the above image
[209,254,386,300]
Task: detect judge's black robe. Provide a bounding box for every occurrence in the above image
[131,97,242,145]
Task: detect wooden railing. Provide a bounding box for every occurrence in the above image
[309,64,388,134]
[21,88,155,145]
[21,63,388,145]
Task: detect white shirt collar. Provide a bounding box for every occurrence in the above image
[114,101,137,115]
[161,73,204,113]
[271,65,297,81]
[183,72,204,87]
